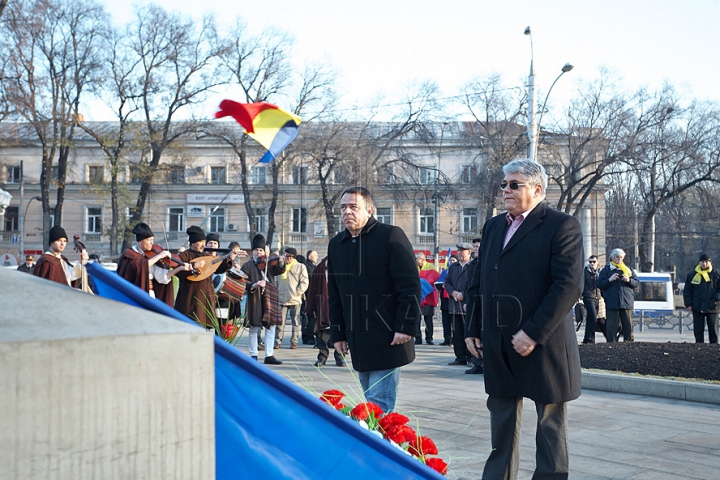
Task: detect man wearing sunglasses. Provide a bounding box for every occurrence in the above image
[465,159,583,480]
[581,255,602,344]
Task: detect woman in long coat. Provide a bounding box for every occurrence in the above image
[241,234,285,364]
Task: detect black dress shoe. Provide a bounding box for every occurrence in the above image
[426,340,434,345]
[336,360,346,367]
[415,339,422,345]
[465,365,484,374]
[438,341,450,346]
[313,360,325,367]
[264,355,283,365]
[448,359,467,366]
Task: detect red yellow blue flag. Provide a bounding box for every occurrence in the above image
[215,100,302,163]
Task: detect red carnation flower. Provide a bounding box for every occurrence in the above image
[320,390,345,407]
[335,403,346,411]
[349,402,384,421]
[425,457,448,475]
[409,436,439,457]
[378,412,409,433]
[385,424,416,444]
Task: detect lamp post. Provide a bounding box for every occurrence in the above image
[20,196,42,259]
[0,188,11,215]
[433,122,449,269]
[524,26,574,162]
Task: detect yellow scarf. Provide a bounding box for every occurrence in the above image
[281,258,295,280]
[610,261,631,277]
[691,264,712,284]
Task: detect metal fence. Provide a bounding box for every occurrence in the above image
[633,310,694,334]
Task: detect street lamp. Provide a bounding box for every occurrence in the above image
[0,188,12,215]
[524,26,574,162]
[433,122,449,269]
[20,196,42,258]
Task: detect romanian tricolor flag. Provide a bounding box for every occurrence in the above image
[215,100,302,163]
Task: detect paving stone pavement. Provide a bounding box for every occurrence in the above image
[237,325,720,479]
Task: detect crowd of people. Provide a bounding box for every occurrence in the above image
[20,157,719,479]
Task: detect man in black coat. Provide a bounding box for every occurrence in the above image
[683,253,720,343]
[581,255,602,343]
[465,159,583,480]
[328,186,420,413]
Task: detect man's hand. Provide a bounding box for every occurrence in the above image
[511,329,537,357]
[452,291,464,302]
[334,341,348,355]
[466,337,482,358]
[390,332,413,345]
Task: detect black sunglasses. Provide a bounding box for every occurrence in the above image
[500,181,530,190]
[588,260,597,264]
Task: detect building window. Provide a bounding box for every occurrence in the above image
[211,166,227,185]
[88,165,104,183]
[292,166,308,185]
[463,208,478,233]
[419,167,436,185]
[461,164,478,184]
[209,207,225,233]
[333,207,343,233]
[253,207,268,234]
[5,165,20,184]
[377,165,395,184]
[419,207,434,234]
[375,207,393,225]
[249,166,267,185]
[292,207,307,233]
[166,166,185,184]
[87,207,103,234]
[4,206,18,231]
[169,207,185,232]
[129,165,143,184]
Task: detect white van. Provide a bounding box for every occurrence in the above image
[633,272,674,314]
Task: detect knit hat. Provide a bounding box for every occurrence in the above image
[186,226,206,244]
[699,253,711,262]
[132,222,154,241]
[206,233,220,244]
[49,225,68,244]
[284,247,297,257]
[251,234,266,250]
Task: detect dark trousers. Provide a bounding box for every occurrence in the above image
[416,306,434,342]
[302,310,317,344]
[441,307,452,344]
[692,311,719,343]
[582,297,599,343]
[450,313,470,362]
[316,330,343,364]
[482,396,569,480]
[605,309,633,342]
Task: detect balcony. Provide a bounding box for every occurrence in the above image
[416,235,433,244]
[290,234,307,243]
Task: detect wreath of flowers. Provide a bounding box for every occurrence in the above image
[319,390,448,476]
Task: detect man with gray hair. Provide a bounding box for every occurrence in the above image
[465,158,583,479]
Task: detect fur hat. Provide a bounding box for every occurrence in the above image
[186,226,206,244]
[49,225,68,244]
[206,233,220,244]
[251,234,266,250]
[132,222,154,241]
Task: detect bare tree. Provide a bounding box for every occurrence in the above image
[122,4,226,250]
[0,0,108,245]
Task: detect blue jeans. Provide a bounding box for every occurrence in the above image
[358,368,401,413]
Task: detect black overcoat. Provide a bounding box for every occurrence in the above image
[328,217,421,372]
[683,268,720,313]
[465,203,583,404]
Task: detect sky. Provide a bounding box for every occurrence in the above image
[96,0,720,121]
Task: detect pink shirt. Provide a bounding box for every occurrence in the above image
[503,208,534,248]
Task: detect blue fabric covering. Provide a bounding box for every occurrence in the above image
[86,263,445,480]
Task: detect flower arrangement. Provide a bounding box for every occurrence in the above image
[319,390,448,476]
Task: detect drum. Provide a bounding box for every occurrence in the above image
[218,270,247,301]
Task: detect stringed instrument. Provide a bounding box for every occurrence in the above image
[72,234,92,294]
[187,251,236,282]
